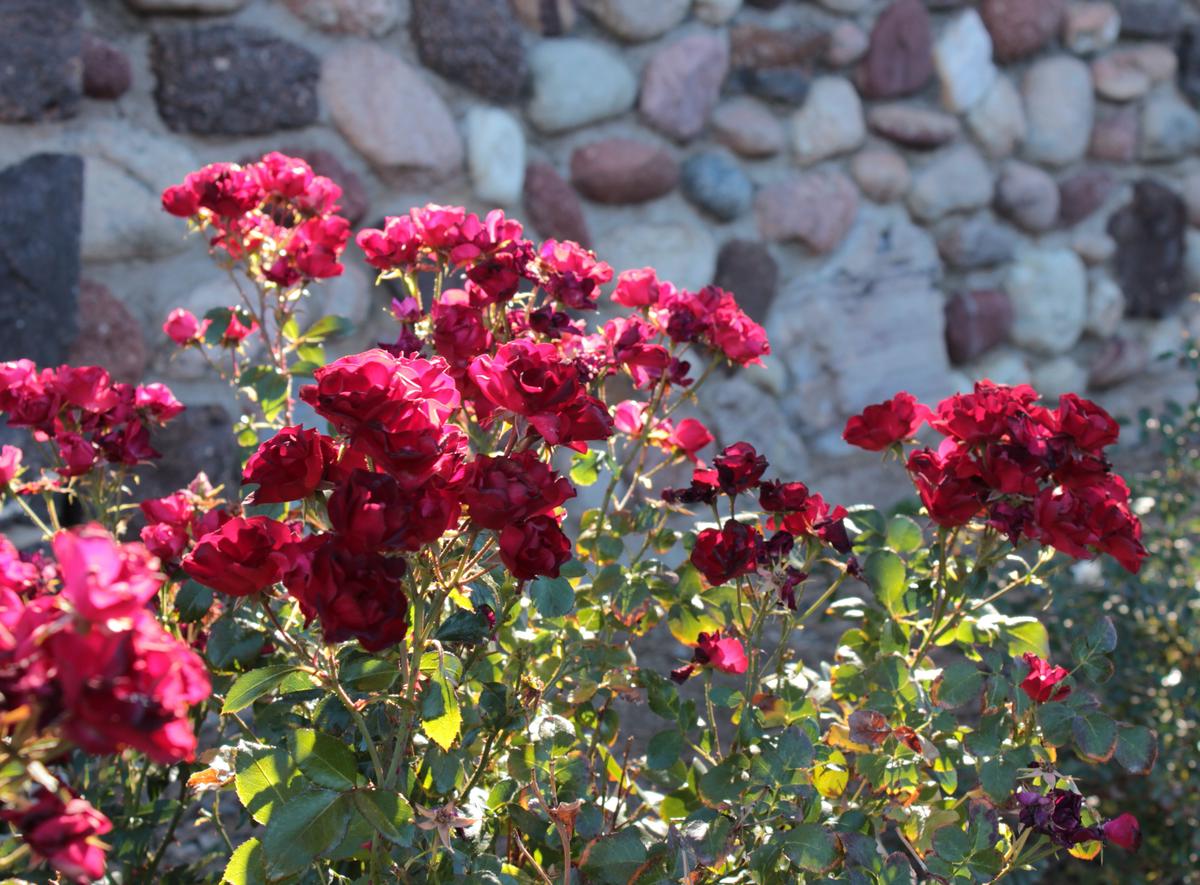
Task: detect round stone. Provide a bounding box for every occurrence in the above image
[788,76,865,164]
[907,145,994,223]
[1021,56,1094,166]
[850,148,910,203]
[755,170,859,253]
[867,103,960,149]
[711,97,786,158]
[569,138,679,205]
[410,0,527,101]
[581,0,690,42]
[1006,247,1088,354]
[680,150,754,221]
[858,0,934,99]
[523,162,591,246]
[979,0,1066,62]
[994,160,1060,233]
[527,39,637,134]
[466,107,526,206]
[82,33,131,100]
[640,32,730,142]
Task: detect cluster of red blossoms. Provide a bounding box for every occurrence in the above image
[842,384,1146,573]
[0,360,183,481]
[0,526,210,882]
[161,152,350,288]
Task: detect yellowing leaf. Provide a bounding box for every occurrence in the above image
[421,666,461,752]
[825,724,872,754]
[1069,840,1102,861]
[814,750,849,798]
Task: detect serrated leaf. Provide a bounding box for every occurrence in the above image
[529,576,574,619]
[886,516,924,554]
[291,729,360,790]
[235,747,301,825]
[648,729,683,769]
[1037,702,1077,747]
[935,662,984,709]
[814,750,849,798]
[421,667,461,752]
[1072,711,1118,763]
[222,666,302,715]
[434,608,491,644]
[351,790,414,845]
[932,825,970,864]
[1002,618,1049,658]
[261,789,349,878]
[222,837,265,885]
[864,550,906,614]
[570,449,602,486]
[1114,724,1157,775]
[848,709,890,747]
[978,755,1022,802]
[581,829,647,885]
[782,824,842,874]
[666,599,723,645]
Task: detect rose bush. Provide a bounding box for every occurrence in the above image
[0,152,1162,883]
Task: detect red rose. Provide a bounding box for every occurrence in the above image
[666,418,713,461]
[52,366,117,413]
[432,293,493,368]
[1019,652,1071,703]
[906,445,986,527]
[1031,487,1095,560]
[285,539,409,652]
[529,393,614,452]
[708,290,770,367]
[691,519,762,586]
[182,516,300,597]
[56,433,96,477]
[1103,813,1141,852]
[499,516,572,580]
[54,525,160,622]
[843,392,931,451]
[328,470,460,552]
[468,339,581,419]
[611,267,661,308]
[134,383,185,423]
[242,425,336,504]
[1,788,112,885]
[46,611,211,763]
[0,444,21,484]
[929,381,1039,445]
[351,422,468,489]
[1054,393,1119,453]
[161,183,201,218]
[713,442,768,494]
[462,453,575,531]
[669,629,749,683]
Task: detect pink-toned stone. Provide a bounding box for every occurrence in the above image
[1089,105,1138,161]
[979,0,1066,62]
[755,170,859,253]
[284,148,369,223]
[1089,336,1148,389]
[510,0,577,34]
[569,138,679,204]
[867,103,960,149]
[1062,2,1120,54]
[639,32,730,142]
[827,22,869,67]
[730,23,830,69]
[858,0,934,99]
[69,280,146,383]
[944,289,1013,363]
[711,97,786,157]
[1058,168,1116,226]
[1092,51,1152,101]
[283,0,400,36]
[850,148,910,202]
[523,162,590,246]
[82,33,131,100]
[994,160,1059,233]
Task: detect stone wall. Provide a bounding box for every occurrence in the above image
[3,0,1199,504]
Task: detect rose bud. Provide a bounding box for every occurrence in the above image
[712,442,768,494]
[0,444,22,485]
[1019,652,1071,703]
[162,308,207,346]
[499,516,572,581]
[1103,813,1141,852]
[843,392,931,452]
[182,515,300,597]
[242,425,336,504]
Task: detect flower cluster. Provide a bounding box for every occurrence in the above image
[161,152,350,288]
[842,384,1146,573]
[1016,788,1140,852]
[0,360,183,480]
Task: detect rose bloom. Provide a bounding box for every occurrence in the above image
[1019,652,1071,703]
[162,309,205,346]
[56,433,96,478]
[328,470,460,552]
[611,267,661,308]
[462,452,575,531]
[54,524,161,622]
[670,629,748,683]
[691,520,762,586]
[906,444,986,527]
[666,418,713,462]
[1103,813,1141,851]
[242,425,335,504]
[1054,393,1119,453]
[46,611,211,764]
[285,539,409,652]
[499,516,572,580]
[843,392,931,451]
[0,444,22,484]
[713,442,768,494]
[182,516,300,597]
[1,788,112,885]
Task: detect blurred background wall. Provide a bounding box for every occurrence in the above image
[2,0,1199,503]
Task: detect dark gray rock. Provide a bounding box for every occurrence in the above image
[523,162,591,246]
[1107,179,1188,318]
[730,68,811,105]
[944,290,1013,363]
[681,151,754,221]
[1177,24,1200,105]
[0,154,83,366]
[936,215,1019,269]
[143,404,238,501]
[82,33,132,100]
[1117,0,1179,39]
[713,240,778,324]
[410,0,527,101]
[151,26,319,135]
[0,0,82,122]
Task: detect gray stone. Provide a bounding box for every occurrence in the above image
[82,33,131,100]
[1032,356,1087,396]
[937,214,1019,269]
[867,103,960,149]
[1072,231,1116,265]
[466,107,526,206]
[934,9,997,113]
[1179,24,1200,105]
[730,69,812,105]
[582,0,690,41]
[570,138,679,205]
[1107,178,1188,318]
[1086,272,1125,337]
[640,31,730,142]
[965,75,1027,158]
[702,375,810,479]
[711,98,787,157]
[1021,56,1095,166]
[1089,104,1138,161]
[0,154,82,366]
[681,151,754,221]
[818,0,870,11]
[523,162,591,246]
[511,0,578,35]
[1182,171,1200,227]
[0,0,81,123]
[994,160,1060,233]
[595,222,717,292]
[126,0,248,10]
[980,0,1066,62]
[850,148,910,203]
[969,349,1032,387]
[1092,50,1154,101]
[1139,87,1200,161]
[1063,2,1121,55]
[1005,247,1088,354]
[907,145,994,222]
[143,405,238,503]
[527,39,637,133]
[152,26,319,135]
[1088,336,1148,389]
[755,170,860,253]
[828,22,869,66]
[322,44,463,176]
[283,0,401,36]
[1116,0,1178,39]
[788,76,865,164]
[695,0,742,25]
[713,240,779,323]
[411,0,527,101]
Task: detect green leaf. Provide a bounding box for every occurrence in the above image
[530,576,574,618]
[934,662,983,709]
[1072,712,1118,763]
[1114,724,1157,775]
[879,852,917,885]
[886,516,924,554]
[291,729,360,790]
[302,314,352,342]
[570,449,602,486]
[222,837,265,885]
[932,825,970,864]
[174,580,213,623]
[782,824,842,874]
[421,666,461,751]
[1086,617,1118,654]
[647,729,683,769]
[864,550,907,614]
[435,608,491,644]
[1001,618,1049,658]
[978,755,1022,802]
[1037,702,1077,746]
[223,666,302,715]
[351,790,414,845]
[261,789,350,878]
[581,829,647,885]
[666,599,723,645]
[235,747,301,825]
[698,758,743,804]
[206,611,265,670]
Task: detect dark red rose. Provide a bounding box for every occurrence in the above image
[929,381,1039,445]
[906,445,987,527]
[670,629,749,683]
[759,480,811,512]
[1,788,112,884]
[46,611,211,764]
[1031,487,1095,560]
[499,516,572,581]
[1016,789,1099,847]
[56,433,97,477]
[1055,393,1119,453]
[242,425,336,504]
[1103,813,1141,851]
[351,422,468,489]
[328,469,460,552]
[462,453,575,531]
[713,442,768,494]
[284,539,409,652]
[529,393,614,452]
[691,519,762,585]
[182,516,300,597]
[1019,652,1070,703]
[708,289,770,367]
[843,392,931,451]
[468,340,581,419]
[432,293,493,368]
